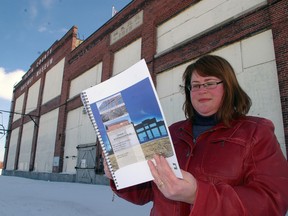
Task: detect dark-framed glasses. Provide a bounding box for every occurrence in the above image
[188,81,223,92]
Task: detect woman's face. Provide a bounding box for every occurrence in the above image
[190,71,224,116]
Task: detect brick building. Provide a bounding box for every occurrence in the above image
[3,0,288,183]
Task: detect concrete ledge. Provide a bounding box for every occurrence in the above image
[1,170,109,186]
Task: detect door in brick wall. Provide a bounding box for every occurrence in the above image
[75,143,97,184]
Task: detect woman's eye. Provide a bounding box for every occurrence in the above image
[192,84,200,88]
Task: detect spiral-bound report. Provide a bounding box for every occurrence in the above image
[81,59,182,190]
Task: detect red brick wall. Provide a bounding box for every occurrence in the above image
[5,0,288,171]
[4,27,78,170]
[40,0,288,168]
[268,0,288,157]
[63,0,288,167]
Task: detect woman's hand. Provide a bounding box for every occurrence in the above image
[102,152,113,180]
[148,154,197,204]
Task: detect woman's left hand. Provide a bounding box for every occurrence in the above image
[148,154,197,204]
[102,152,113,180]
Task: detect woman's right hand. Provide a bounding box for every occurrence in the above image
[148,154,197,204]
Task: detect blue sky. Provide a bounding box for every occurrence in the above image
[0,0,132,161]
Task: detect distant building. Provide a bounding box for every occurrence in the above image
[135,118,168,143]
[3,0,288,183]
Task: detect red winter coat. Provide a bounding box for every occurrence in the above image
[111,116,288,215]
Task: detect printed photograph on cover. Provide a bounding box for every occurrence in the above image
[90,77,174,171]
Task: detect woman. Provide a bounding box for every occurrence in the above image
[104,55,288,215]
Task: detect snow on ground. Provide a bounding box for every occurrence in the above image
[0,174,152,216]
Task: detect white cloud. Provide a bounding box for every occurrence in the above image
[59,28,69,33]
[29,3,38,19]
[38,25,68,34]
[42,0,54,9]
[38,25,48,32]
[0,68,25,101]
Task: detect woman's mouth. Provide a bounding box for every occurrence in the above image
[198,98,211,103]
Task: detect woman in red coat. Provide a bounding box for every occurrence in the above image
[104,55,288,215]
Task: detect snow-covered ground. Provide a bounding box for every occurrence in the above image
[0,174,152,216]
[1,172,287,216]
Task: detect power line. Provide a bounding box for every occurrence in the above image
[0,109,39,118]
[0,109,39,127]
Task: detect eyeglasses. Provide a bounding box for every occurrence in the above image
[188,81,223,92]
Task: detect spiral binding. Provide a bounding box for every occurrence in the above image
[80,92,118,188]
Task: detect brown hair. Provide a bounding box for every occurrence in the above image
[182,55,251,126]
